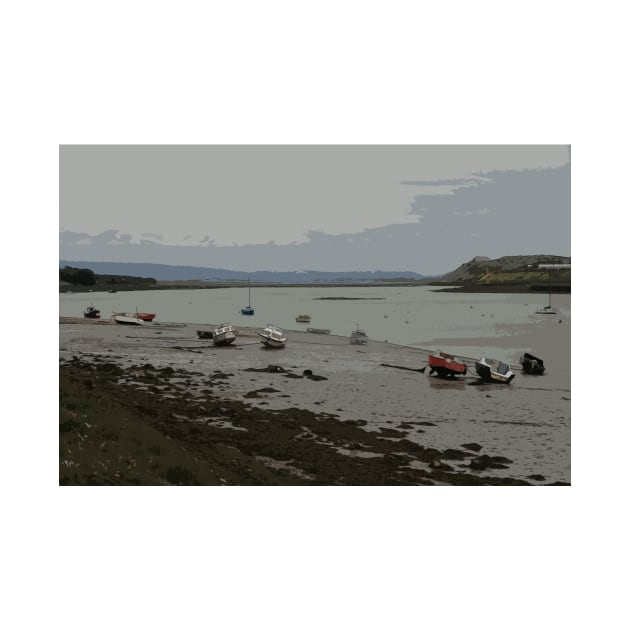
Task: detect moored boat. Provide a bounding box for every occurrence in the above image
[112,312,144,325]
[212,322,237,346]
[83,304,101,319]
[241,277,254,315]
[197,330,213,339]
[306,327,331,335]
[295,314,311,323]
[428,351,467,378]
[258,324,287,348]
[519,352,545,374]
[475,357,515,384]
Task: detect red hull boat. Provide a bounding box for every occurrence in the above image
[134,312,156,322]
[428,351,467,378]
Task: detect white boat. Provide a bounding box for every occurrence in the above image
[295,314,311,323]
[350,324,368,345]
[475,357,515,384]
[212,322,237,346]
[112,312,144,325]
[258,324,287,348]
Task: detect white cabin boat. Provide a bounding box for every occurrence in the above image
[212,323,237,346]
[350,325,368,345]
[475,357,515,384]
[258,324,287,348]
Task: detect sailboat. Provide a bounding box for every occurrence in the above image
[241,277,254,315]
[536,268,558,315]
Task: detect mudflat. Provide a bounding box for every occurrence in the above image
[59,316,570,485]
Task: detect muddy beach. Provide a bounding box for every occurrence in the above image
[59,317,570,485]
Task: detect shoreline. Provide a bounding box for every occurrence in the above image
[60,281,570,294]
[59,318,570,485]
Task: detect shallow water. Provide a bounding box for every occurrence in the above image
[60,285,570,359]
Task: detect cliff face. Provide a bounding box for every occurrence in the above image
[436,255,571,286]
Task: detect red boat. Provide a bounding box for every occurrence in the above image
[134,312,156,322]
[428,351,467,378]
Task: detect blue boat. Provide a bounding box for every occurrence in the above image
[241,278,254,315]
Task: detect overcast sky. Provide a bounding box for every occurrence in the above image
[59,145,570,272]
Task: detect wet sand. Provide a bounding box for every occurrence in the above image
[59,315,570,485]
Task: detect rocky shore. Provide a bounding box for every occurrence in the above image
[59,318,570,485]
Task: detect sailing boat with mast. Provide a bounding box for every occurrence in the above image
[536,266,558,315]
[241,276,254,315]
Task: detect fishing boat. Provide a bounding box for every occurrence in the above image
[112,312,144,325]
[295,314,312,323]
[83,304,101,319]
[350,325,368,345]
[306,327,331,335]
[428,351,467,378]
[240,277,254,315]
[519,352,545,374]
[475,357,515,384]
[258,324,287,348]
[212,322,237,346]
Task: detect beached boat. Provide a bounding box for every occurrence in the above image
[520,352,545,375]
[258,324,287,348]
[241,277,254,315]
[212,322,237,346]
[112,312,144,325]
[197,330,213,339]
[134,311,156,322]
[295,314,312,323]
[350,325,368,345]
[475,357,515,383]
[83,304,101,319]
[428,351,467,378]
[306,327,331,335]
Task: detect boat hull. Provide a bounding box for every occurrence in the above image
[135,312,156,321]
[112,314,144,325]
[214,334,236,346]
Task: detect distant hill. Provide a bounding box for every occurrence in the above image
[59,261,431,283]
[431,254,571,291]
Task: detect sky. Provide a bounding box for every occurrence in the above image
[59,144,570,274]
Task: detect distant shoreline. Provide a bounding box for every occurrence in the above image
[60,280,570,294]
